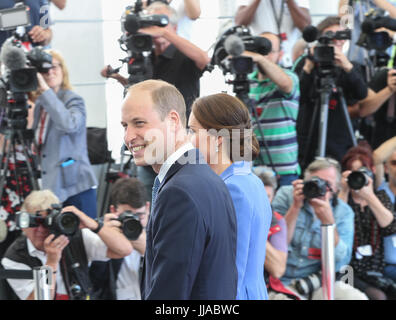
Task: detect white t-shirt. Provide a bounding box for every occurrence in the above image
[116,250,142,300]
[236,0,310,67]
[1,229,109,300]
[169,0,194,40]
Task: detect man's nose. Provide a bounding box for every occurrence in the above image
[124,126,137,145]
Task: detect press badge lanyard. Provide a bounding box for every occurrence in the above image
[270,0,286,41]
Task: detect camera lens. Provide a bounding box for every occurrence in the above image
[347,171,368,190]
[122,218,142,241]
[57,211,80,236]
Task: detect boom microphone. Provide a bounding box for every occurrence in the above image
[224,34,245,56]
[0,39,27,70]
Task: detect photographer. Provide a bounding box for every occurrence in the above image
[339,142,396,300]
[1,190,132,300]
[0,1,53,49]
[298,16,374,170]
[33,49,98,219]
[102,1,209,117]
[89,177,149,300]
[234,0,311,68]
[271,157,367,299]
[243,31,301,186]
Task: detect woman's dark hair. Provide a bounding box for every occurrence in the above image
[191,93,260,162]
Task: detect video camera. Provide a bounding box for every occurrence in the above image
[356,8,396,67]
[98,210,143,241]
[303,25,351,77]
[15,204,80,237]
[116,1,169,86]
[0,3,52,130]
[210,25,272,76]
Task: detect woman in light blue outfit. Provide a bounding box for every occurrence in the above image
[188,93,272,300]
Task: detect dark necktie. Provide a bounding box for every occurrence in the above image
[151,176,160,212]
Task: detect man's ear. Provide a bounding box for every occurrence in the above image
[109,205,117,213]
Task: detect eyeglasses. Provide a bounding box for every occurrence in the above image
[44,64,61,73]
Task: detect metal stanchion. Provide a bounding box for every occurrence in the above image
[321,224,335,300]
[33,266,53,300]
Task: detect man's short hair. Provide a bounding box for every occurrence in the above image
[147,1,178,26]
[21,190,60,213]
[304,157,342,189]
[110,177,147,209]
[129,79,187,127]
[316,16,341,35]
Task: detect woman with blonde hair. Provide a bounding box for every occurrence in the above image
[33,49,98,218]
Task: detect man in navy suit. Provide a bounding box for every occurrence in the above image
[120,79,238,300]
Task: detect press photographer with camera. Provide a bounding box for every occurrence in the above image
[338,142,396,300]
[0,1,53,49]
[271,157,368,299]
[1,190,132,300]
[297,16,381,170]
[102,1,209,117]
[243,31,301,186]
[32,49,98,219]
[89,177,149,300]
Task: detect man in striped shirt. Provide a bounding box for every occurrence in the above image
[244,32,301,186]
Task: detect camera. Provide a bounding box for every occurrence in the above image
[347,167,374,190]
[303,25,351,77]
[0,3,30,31]
[117,2,169,86]
[118,210,143,241]
[16,204,80,237]
[98,210,143,241]
[356,8,396,67]
[295,271,322,296]
[210,25,272,75]
[303,177,329,199]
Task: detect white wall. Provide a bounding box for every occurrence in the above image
[49,0,339,159]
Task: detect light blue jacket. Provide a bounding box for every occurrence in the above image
[220,161,272,300]
[33,89,97,202]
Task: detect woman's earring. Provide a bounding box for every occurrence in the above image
[215,145,219,153]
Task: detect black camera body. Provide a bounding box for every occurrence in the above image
[303,177,329,199]
[210,25,272,75]
[347,167,374,190]
[118,210,143,241]
[302,25,351,77]
[16,204,80,237]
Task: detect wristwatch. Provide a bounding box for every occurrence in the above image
[92,220,103,234]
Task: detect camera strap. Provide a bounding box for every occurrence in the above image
[270,0,286,41]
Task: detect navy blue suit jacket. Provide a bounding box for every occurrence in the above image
[141,149,238,300]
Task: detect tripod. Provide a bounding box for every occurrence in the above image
[0,121,40,210]
[301,73,357,167]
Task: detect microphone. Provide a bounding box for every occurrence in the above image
[302,25,319,43]
[0,39,27,70]
[224,34,245,56]
[124,14,169,34]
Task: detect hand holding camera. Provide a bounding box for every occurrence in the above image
[44,233,69,266]
[291,179,305,210]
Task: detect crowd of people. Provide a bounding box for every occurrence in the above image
[1,0,396,301]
